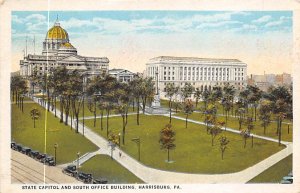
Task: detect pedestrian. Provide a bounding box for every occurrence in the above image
[119,152,122,158]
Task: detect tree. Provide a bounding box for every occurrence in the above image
[240,129,250,148]
[115,104,128,145]
[181,83,194,101]
[165,83,177,123]
[108,132,120,159]
[140,77,155,114]
[265,86,291,145]
[223,83,236,115]
[237,108,246,130]
[248,85,262,121]
[30,108,40,128]
[130,77,143,125]
[87,97,97,127]
[207,121,224,146]
[194,87,202,108]
[221,96,231,131]
[159,124,176,163]
[219,136,229,160]
[182,99,194,128]
[258,99,272,134]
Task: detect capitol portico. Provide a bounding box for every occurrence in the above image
[20,19,109,79]
[146,56,247,98]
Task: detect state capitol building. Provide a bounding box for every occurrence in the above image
[20,19,109,78]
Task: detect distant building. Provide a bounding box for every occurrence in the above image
[108,68,135,83]
[247,73,292,91]
[20,19,109,79]
[146,56,247,98]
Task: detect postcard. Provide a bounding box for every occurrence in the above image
[1,0,300,193]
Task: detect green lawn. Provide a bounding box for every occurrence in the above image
[83,114,284,174]
[174,112,293,142]
[11,103,98,164]
[80,155,143,184]
[248,154,292,183]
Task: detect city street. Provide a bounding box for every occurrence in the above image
[11,150,80,184]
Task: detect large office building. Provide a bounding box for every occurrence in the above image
[145,56,247,98]
[20,19,109,79]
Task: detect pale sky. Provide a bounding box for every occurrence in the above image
[11,11,293,75]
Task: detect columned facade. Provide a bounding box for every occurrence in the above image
[146,56,247,99]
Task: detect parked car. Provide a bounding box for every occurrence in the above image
[36,153,47,162]
[93,178,108,184]
[77,172,93,183]
[44,156,55,166]
[11,141,16,149]
[282,176,293,183]
[21,147,32,155]
[280,179,292,184]
[288,172,293,177]
[16,144,23,152]
[30,150,40,159]
[62,165,78,177]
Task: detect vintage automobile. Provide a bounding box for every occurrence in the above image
[11,141,16,149]
[36,153,47,162]
[44,156,55,166]
[30,150,40,159]
[77,172,93,183]
[282,176,293,183]
[92,178,108,184]
[21,146,32,155]
[16,144,23,152]
[280,179,292,184]
[62,165,78,177]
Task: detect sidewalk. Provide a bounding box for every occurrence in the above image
[32,98,293,183]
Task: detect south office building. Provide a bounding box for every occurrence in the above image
[145,56,247,99]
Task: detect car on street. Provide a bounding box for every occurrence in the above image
[62,165,78,177]
[16,144,23,152]
[44,156,55,166]
[92,178,108,184]
[21,147,32,155]
[280,179,292,184]
[30,150,40,159]
[282,176,293,183]
[77,172,93,183]
[37,153,47,162]
[11,141,16,149]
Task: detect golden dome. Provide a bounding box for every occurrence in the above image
[61,42,74,48]
[46,23,69,40]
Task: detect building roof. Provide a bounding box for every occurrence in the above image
[109,68,134,75]
[46,22,69,40]
[148,56,245,65]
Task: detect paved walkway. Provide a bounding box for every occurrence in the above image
[78,112,139,120]
[32,98,293,183]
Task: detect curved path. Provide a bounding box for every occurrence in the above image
[33,98,292,183]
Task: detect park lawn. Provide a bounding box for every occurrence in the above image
[80,155,144,184]
[83,114,284,174]
[11,103,98,164]
[247,154,292,183]
[174,112,293,142]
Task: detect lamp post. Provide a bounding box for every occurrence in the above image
[77,152,80,170]
[54,143,58,165]
[251,134,254,148]
[155,71,159,95]
[94,91,102,129]
[131,137,140,161]
[118,133,121,147]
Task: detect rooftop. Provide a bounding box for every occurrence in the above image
[149,56,243,63]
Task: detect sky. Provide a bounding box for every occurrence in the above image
[11,11,293,75]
